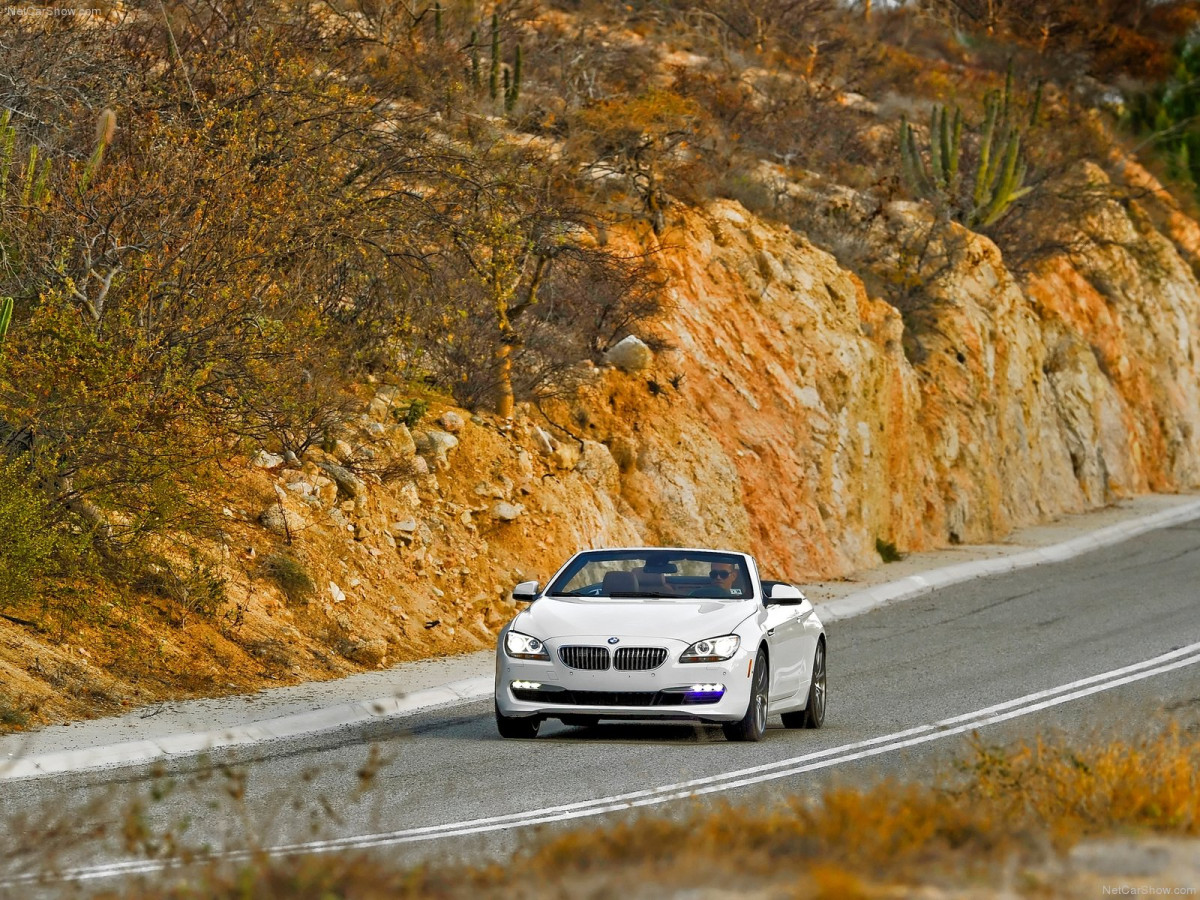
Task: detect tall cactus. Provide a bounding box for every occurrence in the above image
[899,75,1033,231]
[78,108,116,195]
[0,297,12,344]
[504,43,522,112]
[489,13,501,102]
[469,30,480,90]
[0,110,15,204]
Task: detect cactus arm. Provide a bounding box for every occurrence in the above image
[32,157,50,208]
[470,30,480,89]
[505,43,522,112]
[1030,80,1043,127]
[0,296,12,344]
[0,110,13,203]
[19,145,37,208]
[489,13,501,101]
[512,43,522,106]
[947,106,962,189]
[900,118,936,199]
[929,106,945,189]
[974,132,1028,228]
[973,95,999,210]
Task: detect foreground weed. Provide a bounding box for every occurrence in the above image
[13,728,1200,898]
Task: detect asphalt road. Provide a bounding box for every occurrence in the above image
[3,520,1199,895]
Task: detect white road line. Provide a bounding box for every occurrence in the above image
[11,640,1199,887]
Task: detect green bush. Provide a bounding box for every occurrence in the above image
[875,538,903,563]
[262,553,316,607]
[133,551,226,626]
[0,459,62,611]
[401,398,429,429]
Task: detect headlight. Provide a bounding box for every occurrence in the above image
[679,634,740,662]
[505,631,550,660]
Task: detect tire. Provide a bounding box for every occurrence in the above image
[781,640,827,729]
[495,701,540,739]
[802,639,827,729]
[723,649,769,742]
[559,715,600,728]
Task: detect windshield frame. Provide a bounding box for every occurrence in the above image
[545,548,756,601]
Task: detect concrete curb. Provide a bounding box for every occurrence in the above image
[0,676,494,781]
[4,498,1200,781]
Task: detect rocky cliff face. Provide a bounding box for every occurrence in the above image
[6,163,1200,724]
[558,177,1200,580]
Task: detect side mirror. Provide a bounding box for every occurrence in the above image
[767,583,806,605]
[512,580,540,603]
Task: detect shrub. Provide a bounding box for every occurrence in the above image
[262,553,316,607]
[0,458,64,611]
[401,399,429,430]
[133,552,227,626]
[875,538,903,563]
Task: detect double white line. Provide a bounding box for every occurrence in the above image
[7,640,1200,887]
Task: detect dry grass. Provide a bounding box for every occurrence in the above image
[67,725,1200,899]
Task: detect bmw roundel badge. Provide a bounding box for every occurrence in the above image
[607,636,620,645]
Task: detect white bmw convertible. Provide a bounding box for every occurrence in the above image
[494,547,826,741]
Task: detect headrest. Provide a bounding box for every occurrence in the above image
[601,571,638,594]
[635,572,667,590]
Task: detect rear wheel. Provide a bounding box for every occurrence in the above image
[723,649,768,742]
[495,702,541,739]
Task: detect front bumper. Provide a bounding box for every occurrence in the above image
[495,638,756,723]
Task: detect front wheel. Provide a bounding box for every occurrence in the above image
[495,701,540,739]
[783,640,826,729]
[723,649,768,742]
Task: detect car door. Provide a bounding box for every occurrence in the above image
[763,600,808,702]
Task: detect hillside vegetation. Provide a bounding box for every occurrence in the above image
[3,0,1200,727]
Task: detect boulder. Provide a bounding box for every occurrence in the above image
[532,426,556,456]
[259,504,306,537]
[389,518,419,540]
[551,442,580,471]
[316,461,367,500]
[437,411,465,433]
[576,440,621,492]
[367,396,392,423]
[413,429,460,469]
[345,637,388,667]
[491,501,525,522]
[604,335,653,372]
[252,449,285,469]
[386,423,418,457]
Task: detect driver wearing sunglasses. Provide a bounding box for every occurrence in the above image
[708,562,743,595]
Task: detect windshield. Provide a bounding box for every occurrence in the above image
[547,550,754,600]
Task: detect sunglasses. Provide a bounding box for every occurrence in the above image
[709,569,734,580]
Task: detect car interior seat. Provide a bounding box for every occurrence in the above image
[602,570,638,595]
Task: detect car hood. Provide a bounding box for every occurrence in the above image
[514,596,759,644]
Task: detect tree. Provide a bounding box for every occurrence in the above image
[567,89,716,233]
